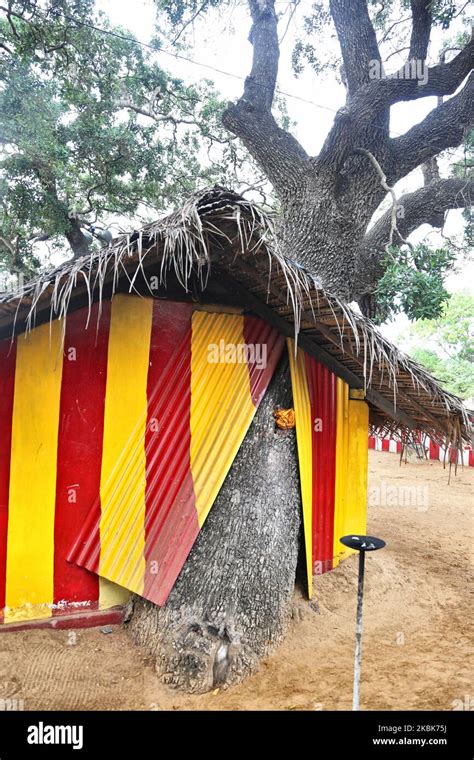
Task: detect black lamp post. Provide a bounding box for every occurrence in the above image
[340,534,386,711]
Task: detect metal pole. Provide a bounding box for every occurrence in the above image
[352,548,366,711]
[340,534,385,711]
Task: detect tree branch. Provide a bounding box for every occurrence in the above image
[408,0,432,62]
[317,36,473,172]
[362,177,473,258]
[355,148,412,250]
[329,0,382,94]
[420,157,440,186]
[382,34,472,100]
[116,99,196,125]
[355,177,473,302]
[389,73,474,182]
[171,1,209,45]
[378,15,411,46]
[221,0,308,196]
[242,0,280,112]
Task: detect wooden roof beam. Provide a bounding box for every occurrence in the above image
[217,270,364,388]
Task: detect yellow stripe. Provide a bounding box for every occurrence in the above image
[344,399,369,547]
[5,322,63,622]
[98,295,153,597]
[190,312,255,527]
[333,387,369,566]
[287,340,313,598]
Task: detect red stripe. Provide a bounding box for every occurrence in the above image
[0,339,16,622]
[396,441,402,453]
[368,436,376,449]
[55,302,111,607]
[242,316,285,406]
[429,440,440,461]
[305,356,337,574]
[382,439,390,452]
[469,448,474,468]
[142,301,197,604]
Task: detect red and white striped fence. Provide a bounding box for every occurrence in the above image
[368,434,474,467]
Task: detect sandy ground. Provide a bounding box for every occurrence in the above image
[0,451,472,711]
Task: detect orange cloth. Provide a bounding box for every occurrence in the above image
[273,407,296,430]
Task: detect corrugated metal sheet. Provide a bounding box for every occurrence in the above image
[288,341,369,596]
[307,355,337,575]
[0,294,283,622]
[0,338,16,622]
[0,289,370,622]
[6,319,63,622]
[333,379,349,569]
[333,397,368,567]
[69,298,284,606]
[287,342,313,596]
[0,303,127,625]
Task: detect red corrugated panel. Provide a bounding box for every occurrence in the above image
[305,356,337,574]
[0,339,16,622]
[243,315,285,406]
[143,300,197,603]
[53,302,110,612]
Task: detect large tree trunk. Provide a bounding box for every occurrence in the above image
[127,354,301,693]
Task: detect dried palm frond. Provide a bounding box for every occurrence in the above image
[0,186,470,452]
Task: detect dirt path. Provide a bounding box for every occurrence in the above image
[0,451,472,711]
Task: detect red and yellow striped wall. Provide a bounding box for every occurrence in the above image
[0,294,284,623]
[0,304,129,625]
[0,293,369,625]
[69,298,284,606]
[288,341,369,598]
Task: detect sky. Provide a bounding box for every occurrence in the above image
[95,0,473,345]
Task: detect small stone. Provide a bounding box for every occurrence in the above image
[100,625,114,634]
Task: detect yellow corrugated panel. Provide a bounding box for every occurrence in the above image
[333,379,350,568]
[99,294,153,598]
[287,340,313,598]
[333,393,369,566]
[5,321,63,622]
[190,311,255,527]
[345,399,369,543]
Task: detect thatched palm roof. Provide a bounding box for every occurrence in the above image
[0,187,470,452]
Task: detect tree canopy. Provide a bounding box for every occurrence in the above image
[0,0,257,277]
[1,0,472,323]
[401,291,474,398]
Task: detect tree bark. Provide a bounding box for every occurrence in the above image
[128,354,301,693]
[65,217,92,258]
